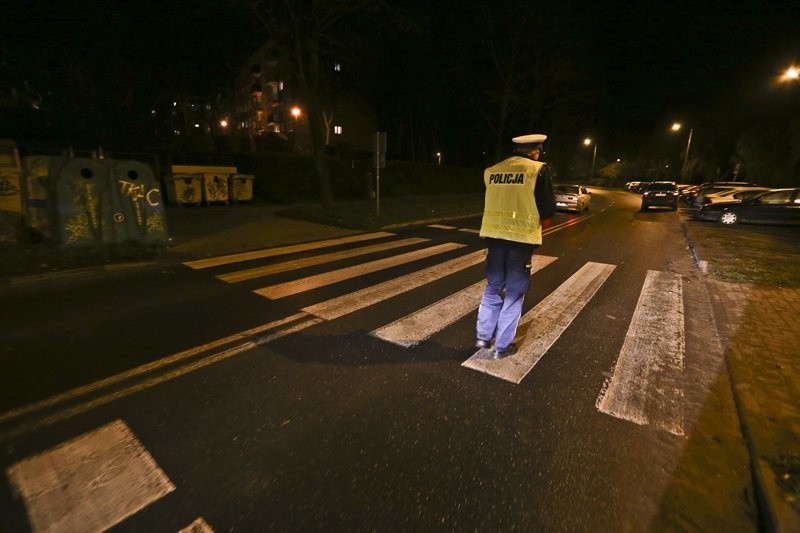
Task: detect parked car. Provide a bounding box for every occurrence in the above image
[632,181,651,193]
[554,184,591,212]
[641,181,679,210]
[696,188,800,225]
[684,181,760,206]
[625,181,641,191]
[699,187,771,206]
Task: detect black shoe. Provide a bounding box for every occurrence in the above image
[491,343,517,359]
[475,338,491,349]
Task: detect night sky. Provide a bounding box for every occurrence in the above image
[2,0,799,170]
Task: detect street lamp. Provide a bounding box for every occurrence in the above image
[781,66,799,82]
[583,138,597,181]
[436,152,442,165]
[290,106,301,132]
[671,123,693,182]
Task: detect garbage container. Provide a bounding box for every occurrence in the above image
[51,157,115,246]
[229,174,254,203]
[166,174,203,206]
[20,156,58,240]
[109,160,170,244]
[201,173,229,204]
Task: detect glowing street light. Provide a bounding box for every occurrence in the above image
[671,122,693,181]
[583,138,597,181]
[781,66,799,82]
[290,106,302,132]
[436,152,442,165]
[219,118,229,128]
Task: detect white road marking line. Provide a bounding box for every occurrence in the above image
[304,249,487,320]
[454,212,592,236]
[217,237,429,283]
[254,242,466,299]
[542,213,593,235]
[0,315,323,442]
[596,270,685,436]
[183,232,395,269]
[372,254,558,347]
[428,224,457,230]
[463,261,616,384]
[6,420,174,533]
[0,313,310,426]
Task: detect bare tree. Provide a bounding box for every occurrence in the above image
[468,1,594,160]
[246,0,379,209]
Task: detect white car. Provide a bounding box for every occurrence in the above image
[554,184,591,213]
[700,187,771,206]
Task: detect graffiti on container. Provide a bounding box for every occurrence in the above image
[233,179,250,200]
[118,180,162,228]
[65,214,91,243]
[0,174,20,196]
[180,186,197,203]
[205,175,228,201]
[118,180,161,207]
[147,211,165,234]
[67,181,101,243]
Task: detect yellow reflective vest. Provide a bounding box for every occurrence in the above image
[479,156,545,245]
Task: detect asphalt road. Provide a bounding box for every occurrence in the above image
[0,190,756,531]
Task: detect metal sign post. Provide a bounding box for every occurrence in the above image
[375,132,386,216]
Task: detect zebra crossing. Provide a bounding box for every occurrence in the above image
[3,222,689,532]
[180,225,686,436]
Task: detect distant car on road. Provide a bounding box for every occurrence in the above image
[696,188,800,226]
[554,184,591,213]
[641,181,679,210]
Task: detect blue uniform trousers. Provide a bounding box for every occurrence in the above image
[476,238,536,351]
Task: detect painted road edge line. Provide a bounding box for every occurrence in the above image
[0,313,313,429]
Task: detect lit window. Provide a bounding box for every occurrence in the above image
[334,63,341,72]
[334,126,342,135]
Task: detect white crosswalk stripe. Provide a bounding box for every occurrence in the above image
[371,254,558,347]
[463,262,616,384]
[183,231,396,269]
[218,237,429,283]
[595,270,685,436]
[304,249,487,320]
[254,242,466,299]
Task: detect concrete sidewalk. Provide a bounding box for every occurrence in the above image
[162,203,360,260]
[683,225,800,532]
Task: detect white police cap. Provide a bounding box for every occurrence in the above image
[512,134,547,148]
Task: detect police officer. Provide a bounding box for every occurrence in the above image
[476,133,554,358]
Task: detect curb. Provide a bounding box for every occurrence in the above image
[680,219,786,532]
